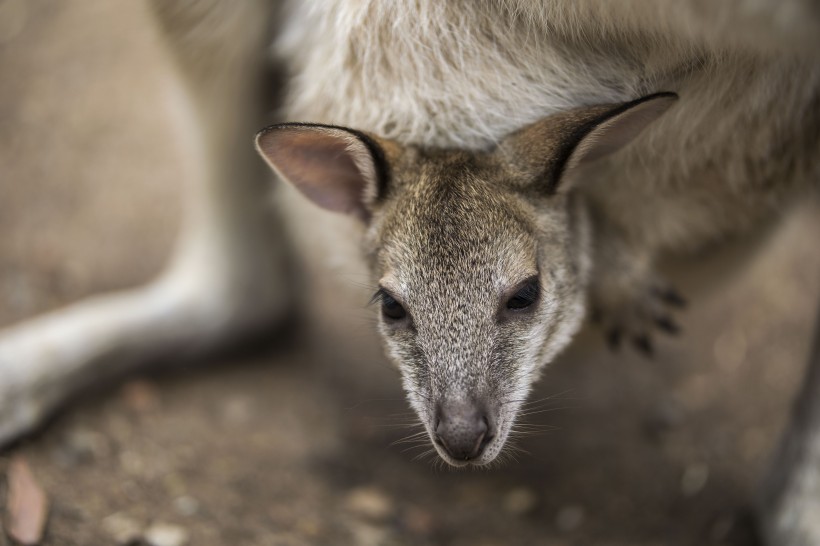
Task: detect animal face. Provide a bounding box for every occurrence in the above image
[363,150,590,465]
[256,93,676,465]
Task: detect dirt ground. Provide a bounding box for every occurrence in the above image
[1,2,819,546]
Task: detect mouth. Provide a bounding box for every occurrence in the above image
[432,445,494,467]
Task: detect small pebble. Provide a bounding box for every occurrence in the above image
[121,379,160,413]
[502,487,538,516]
[102,512,142,545]
[681,463,710,497]
[144,522,189,546]
[555,504,585,533]
[162,474,187,497]
[344,487,395,522]
[221,396,254,425]
[402,505,435,535]
[119,450,145,476]
[295,515,322,537]
[348,521,390,546]
[53,427,108,467]
[173,495,200,517]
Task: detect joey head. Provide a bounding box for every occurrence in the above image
[256,93,678,466]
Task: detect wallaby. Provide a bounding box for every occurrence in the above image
[255,93,680,465]
[264,2,820,543]
[255,89,819,538]
[1,1,819,545]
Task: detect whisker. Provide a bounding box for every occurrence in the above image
[375,422,424,430]
[390,431,430,446]
[517,405,577,417]
[510,423,559,430]
[401,443,434,454]
[499,389,579,406]
[412,448,438,463]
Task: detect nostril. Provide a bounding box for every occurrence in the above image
[478,416,494,449]
[435,404,493,461]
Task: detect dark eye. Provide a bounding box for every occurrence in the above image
[506,277,540,311]
[374,290,407,321]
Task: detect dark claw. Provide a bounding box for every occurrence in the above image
[658,288,687,308]
[606,328,622,351]
[654,316,680,335]
[633,334,654,357]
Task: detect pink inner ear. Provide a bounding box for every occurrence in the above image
[256,128,370,219]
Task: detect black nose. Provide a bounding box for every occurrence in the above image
[435,400,493,461]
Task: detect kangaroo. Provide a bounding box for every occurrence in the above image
[261,3,820,543]
[1,1,819,545]
[255,93,679,465]
[255,87,818,462]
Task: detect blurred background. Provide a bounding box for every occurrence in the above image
[1,2,819,545]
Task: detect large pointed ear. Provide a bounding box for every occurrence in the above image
[255,123,391,221]
[499,92,678,194]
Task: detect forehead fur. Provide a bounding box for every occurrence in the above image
[373,150,538,297]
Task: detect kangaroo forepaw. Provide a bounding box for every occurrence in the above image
[592,277,686,358]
